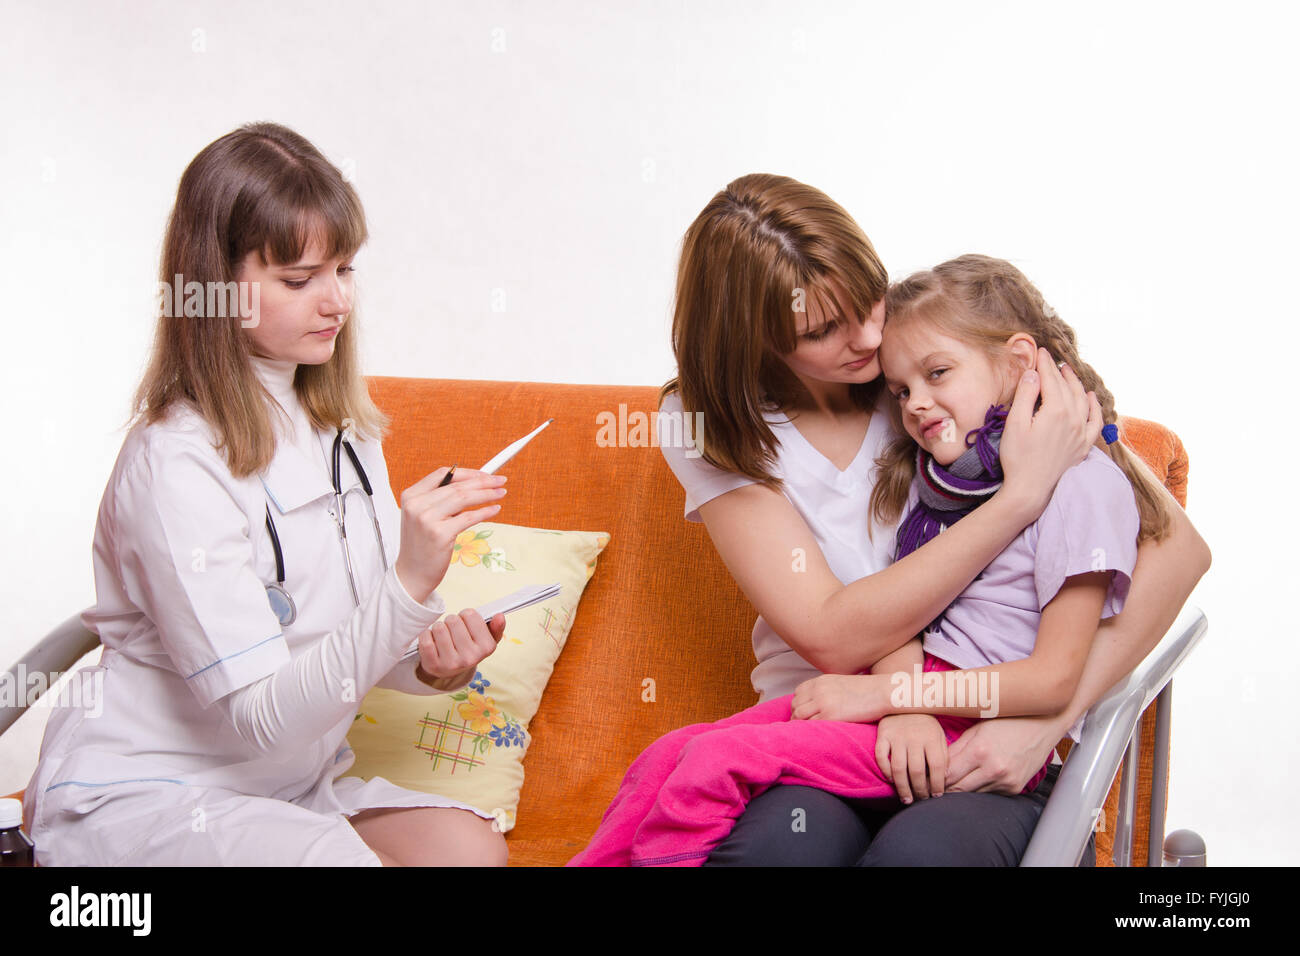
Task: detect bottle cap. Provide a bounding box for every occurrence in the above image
[0,797,23,829]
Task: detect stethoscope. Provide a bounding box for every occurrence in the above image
[263,425,389,626]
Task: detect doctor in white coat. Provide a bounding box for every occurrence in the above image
[25,122,510,866]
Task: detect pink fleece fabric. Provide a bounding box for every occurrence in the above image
[568,654,1049,867]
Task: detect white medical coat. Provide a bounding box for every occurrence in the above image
[25,359,489,866]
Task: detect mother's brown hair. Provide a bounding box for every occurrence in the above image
[131,121,387,478]
[660,174,888,485]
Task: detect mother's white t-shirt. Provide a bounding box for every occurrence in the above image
[658,389,904,701]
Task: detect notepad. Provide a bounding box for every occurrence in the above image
[398,582,563,663]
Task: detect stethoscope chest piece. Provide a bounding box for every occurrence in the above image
[265,581,297,627]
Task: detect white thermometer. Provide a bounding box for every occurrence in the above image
[481,418,554,474]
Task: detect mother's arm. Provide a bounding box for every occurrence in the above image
[945,487,1212,793]
[696,352,1101,674]
[698,482,1038,673]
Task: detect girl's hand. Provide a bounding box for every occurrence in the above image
[791,674,891,723]
[415,608,507,680]
[394,466,508,604]
[998,348,1103,518]
[944,713,1062,795]
[875,714,948,803]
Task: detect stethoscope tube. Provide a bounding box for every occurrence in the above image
[264,503,297,626]
[264,428,390,627]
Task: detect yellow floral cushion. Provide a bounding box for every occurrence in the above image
[345,522,610,832]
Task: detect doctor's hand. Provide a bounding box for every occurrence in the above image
[415,609,507,681]
[394,466,507,605]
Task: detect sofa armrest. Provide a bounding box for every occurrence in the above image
[1021,605,1208,866]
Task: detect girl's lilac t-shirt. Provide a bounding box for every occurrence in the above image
[916,446,1140,696]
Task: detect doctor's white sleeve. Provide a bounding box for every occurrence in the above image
[216,568,472,759]
[375,653,476,696]
[113,433,450,760]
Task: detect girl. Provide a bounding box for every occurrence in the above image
[571,253,1174,867]
[570,174,1210,866]
[795,253,1179,770]
[24,122,511,866]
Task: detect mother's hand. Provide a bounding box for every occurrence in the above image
[998,348,1104,517]
[944,713,1063,795]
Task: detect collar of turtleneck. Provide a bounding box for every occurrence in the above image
[249,353,315,450]
[249,353,299,409]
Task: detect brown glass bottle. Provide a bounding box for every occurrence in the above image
[0,798,34,866]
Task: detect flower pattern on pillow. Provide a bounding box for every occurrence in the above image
[451,529,516,571]
[458,691,504,734]
[450,672,528,754]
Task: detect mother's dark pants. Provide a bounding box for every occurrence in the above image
[703,763,1096,866]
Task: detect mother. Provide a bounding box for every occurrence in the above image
[655,174,1211,866]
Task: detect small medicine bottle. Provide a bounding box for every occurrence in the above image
[0,797,35,867]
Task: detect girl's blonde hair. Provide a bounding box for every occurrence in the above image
[870,254,1174,544]
[659,173,888,485]
[130,121,388,478]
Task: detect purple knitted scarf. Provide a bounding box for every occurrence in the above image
[895,403,1009,564]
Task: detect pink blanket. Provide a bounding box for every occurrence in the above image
[568,655,1048,867]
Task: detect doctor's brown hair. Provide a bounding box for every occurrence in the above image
[869,254,1175,544]
[131,122,387,478]
[659,174,887,485]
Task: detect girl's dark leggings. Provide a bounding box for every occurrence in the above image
[703,762,1097,867]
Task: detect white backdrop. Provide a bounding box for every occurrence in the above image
[2,0,1295,864]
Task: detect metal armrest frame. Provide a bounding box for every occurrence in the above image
[0,612,100,739]
[1020,605,1208,866]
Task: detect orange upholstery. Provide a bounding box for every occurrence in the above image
[5,381,1190,867]
[371,380,1191,867]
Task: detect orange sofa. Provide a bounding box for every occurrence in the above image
[5,376,1192,866]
